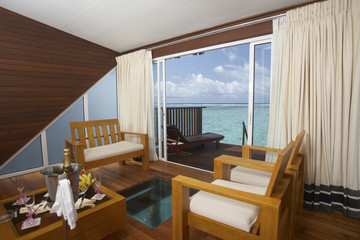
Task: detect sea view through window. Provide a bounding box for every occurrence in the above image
[154,36,271,155]
[166,103,269,147]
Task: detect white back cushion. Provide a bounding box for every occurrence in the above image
[230,166,271,188]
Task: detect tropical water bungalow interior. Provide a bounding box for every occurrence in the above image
[0,0,359,239]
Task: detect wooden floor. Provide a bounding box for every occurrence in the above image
[1,160,359,240]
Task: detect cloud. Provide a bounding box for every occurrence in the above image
[221,49,238,62]
[214,62,271,86]
[157,56,271,103]
[214,66,224,73]
[228,52,237,61]
[214,63,249,82]
[166,74,248,101]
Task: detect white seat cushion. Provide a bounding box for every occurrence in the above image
[189,179,267,232]
[231,166,271,188]
[84,141,144,162]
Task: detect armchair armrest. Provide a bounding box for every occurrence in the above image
[242,144,281,159]
[214,154,275,180]
[120,131,147,136]
[288,152,305,170]
[65,138,83,147]
[119,131,148,145]
[172,175,281,208]
[216,155,275,171]
[119,132,150,170]
[288,156,301,170]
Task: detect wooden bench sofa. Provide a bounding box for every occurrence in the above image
[65,119,149,170]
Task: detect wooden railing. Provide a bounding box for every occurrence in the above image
[242,121,248,145]
[154,106,206,141]
[155,107,247,146]
[166,107,206,136]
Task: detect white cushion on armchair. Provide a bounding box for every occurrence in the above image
[189,179,267,232]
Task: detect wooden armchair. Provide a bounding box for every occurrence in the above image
[65,119,149,170]
[172,141,295,240]
[224,130,305,214]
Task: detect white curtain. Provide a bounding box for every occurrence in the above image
[266,16,287,162]
[268,0,360,217]
[116,49,158,161]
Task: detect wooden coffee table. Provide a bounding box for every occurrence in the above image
[0,185,126,239]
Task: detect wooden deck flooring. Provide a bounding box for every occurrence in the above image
[0,160,359,240]
[167,142,265,172]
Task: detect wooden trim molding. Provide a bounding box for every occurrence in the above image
[152,21,272,58]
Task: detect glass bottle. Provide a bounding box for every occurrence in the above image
[63,148,73,173]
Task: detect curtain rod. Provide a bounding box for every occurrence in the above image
[148,13,286,51]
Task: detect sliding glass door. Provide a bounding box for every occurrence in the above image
[154,35,272,161]
[248,40,272,146]
[153,60,167,160]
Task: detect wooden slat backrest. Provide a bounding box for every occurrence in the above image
[70,119,121,149]
[95,126,102,146]
[287,130,305,167]
[265,141,294,197]
[87,126,96,148]
[108,123,117,144]
[76,126,87,149]
[102,124,110,144]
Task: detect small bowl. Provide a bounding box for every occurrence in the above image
[0,210,14,223]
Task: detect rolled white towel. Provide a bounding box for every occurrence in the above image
[50,178,78,230]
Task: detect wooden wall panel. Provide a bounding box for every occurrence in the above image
[0,7,119,166]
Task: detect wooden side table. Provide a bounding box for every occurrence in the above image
[0,185,126,239]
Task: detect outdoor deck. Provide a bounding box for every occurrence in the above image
[167,142,265,172]
[159,106,251,172]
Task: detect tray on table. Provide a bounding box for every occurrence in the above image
[0,185,126,240]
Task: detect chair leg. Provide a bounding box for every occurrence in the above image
[142,153,150,170]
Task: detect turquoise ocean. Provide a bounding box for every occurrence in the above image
[167,103,270,147]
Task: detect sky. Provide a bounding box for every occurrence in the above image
[154,42,271,104]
